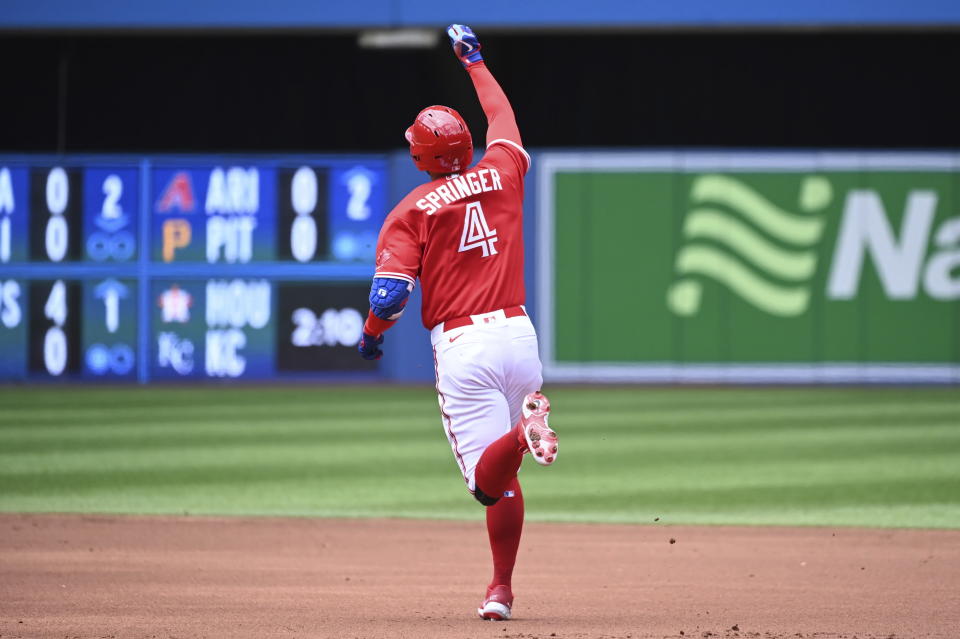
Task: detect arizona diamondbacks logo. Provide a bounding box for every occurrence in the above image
[667,175,831,317]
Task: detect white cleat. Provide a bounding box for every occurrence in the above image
[477,584,513,620]
[519,391,558,466]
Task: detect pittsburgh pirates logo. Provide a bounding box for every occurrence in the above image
[459,202,498,257]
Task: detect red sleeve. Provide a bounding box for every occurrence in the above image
[363,309,394,337]
[373,212,421,286]
[365,210,422,337]
[467,62,530,174]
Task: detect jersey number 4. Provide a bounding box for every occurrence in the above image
[458,202,499,257]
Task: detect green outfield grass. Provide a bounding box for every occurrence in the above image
[1,385,958,528]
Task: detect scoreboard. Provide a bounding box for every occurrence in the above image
[0,156,388,382]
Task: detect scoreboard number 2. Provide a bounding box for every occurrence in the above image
[101,174,124,219]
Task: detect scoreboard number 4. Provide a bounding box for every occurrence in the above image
[43,280,68,375]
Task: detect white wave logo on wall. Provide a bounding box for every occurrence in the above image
[667,175,832,317]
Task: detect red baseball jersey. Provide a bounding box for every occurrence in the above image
[374,141,530,329]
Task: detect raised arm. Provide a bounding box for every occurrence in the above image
[447,24,523,147]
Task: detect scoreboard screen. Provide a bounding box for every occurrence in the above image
[0,156,387,382]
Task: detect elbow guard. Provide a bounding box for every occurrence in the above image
[369,277,413,321]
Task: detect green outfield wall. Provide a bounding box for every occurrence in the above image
[535,152,960,383]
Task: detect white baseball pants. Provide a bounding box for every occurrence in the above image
[431,310,543,492]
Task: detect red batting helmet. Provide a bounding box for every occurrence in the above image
[405,106,473,174]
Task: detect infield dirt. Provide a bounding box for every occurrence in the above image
[1,514,957,639]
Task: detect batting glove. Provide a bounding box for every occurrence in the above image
[447,24,483,67]
[358,332,384,361]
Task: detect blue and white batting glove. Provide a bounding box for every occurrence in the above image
[358,332,384,361]
[447,24,483,67]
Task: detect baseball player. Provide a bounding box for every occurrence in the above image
[358,24,559,621]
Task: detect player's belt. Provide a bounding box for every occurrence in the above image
[439,306,527,332]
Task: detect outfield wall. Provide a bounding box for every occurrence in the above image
[1,151,957,384]
[531,152,960,384]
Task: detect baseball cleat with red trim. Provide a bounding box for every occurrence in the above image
[519,391,558,466]
[477,584,513,620]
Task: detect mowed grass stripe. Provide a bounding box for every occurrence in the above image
[0,417,442,453]
[0,455,460,495]
[0,386,958,527]
[0,399,437,427]
[555,388,958,411]
[572,402,960,428]
[0,436,454,475]
[5,396,955,433]
[5,408,954,451]
[0,386,428,410]
[6,450,956,497]
[3,386,950,415]
[5,409,957,453]
[531,452,960,491]
[4,421,958,475]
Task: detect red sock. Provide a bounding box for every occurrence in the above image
[475,424,525,500]
[486,476,524,588]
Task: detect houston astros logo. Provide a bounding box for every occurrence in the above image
[667,175,832,317]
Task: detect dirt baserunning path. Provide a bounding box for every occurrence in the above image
[1,514,957,639]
